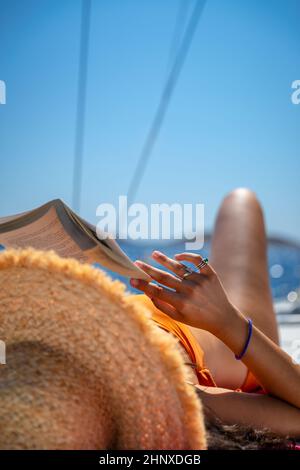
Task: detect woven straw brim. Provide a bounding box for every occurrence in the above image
[0,248,206,450]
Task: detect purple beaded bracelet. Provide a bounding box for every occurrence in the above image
[235,318,253,360]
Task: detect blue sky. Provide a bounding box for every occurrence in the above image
[0,0,299,241]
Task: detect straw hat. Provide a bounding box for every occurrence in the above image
[0,248,206,450]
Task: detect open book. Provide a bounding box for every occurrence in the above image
[0,199,150,281]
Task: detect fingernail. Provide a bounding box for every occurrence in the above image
[152,250,163,258]
[130,279,139,287]
[134,260,143,267]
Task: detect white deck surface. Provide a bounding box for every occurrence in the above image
[278,316,300,363]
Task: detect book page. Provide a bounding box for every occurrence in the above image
[0,209,30,224]
[0,206,87,262]
[0,200,151,280]
[84,245,150,280]
[69,209,151,280]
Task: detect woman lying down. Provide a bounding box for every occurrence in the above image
[128,189,300,450]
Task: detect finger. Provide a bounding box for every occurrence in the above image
[151,250,193,279]
[174,253,214,276]
[151,298,183,322]
[130,279,182,307]
[134,260,185,292]
[174,252,203,265]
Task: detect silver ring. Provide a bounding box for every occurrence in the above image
[182,270,193,279]
[196,258,208,271]
[181,258,208,279]
[181,265,194,279]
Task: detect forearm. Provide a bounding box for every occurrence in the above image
[213,307,300,409]
[196,385,300,437]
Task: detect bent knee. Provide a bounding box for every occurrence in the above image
[222,188,263,213]
[225,187,258,202]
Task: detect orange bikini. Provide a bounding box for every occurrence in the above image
[130,294,265,394]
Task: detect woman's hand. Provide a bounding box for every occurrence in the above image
[130,250,241,337]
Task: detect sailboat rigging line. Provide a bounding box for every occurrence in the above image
[72,0,92,213]
[126,0,206,207]
[167,0,191,75]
